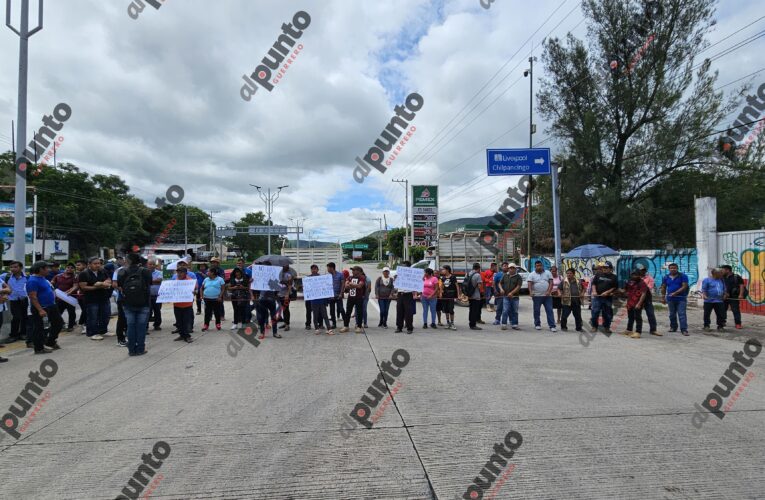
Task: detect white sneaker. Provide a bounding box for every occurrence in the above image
[550,327,557,332]
[103,331,116,337]
[230,323,239,330]
[90,335,104,340]
[535,326,542,330]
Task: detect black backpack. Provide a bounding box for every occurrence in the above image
[462,272,476,297]
[122,267,148,307]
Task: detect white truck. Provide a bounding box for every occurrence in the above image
[280,245,343,292]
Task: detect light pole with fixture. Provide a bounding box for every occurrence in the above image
[251,184,288,254]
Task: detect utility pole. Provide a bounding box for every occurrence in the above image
[40,208,46,260]
[289,216,307,272]
[392,179,409,261]
[184,206,188,256]
[368,217,383,261]
[251,184,288,255]
[7,0,44,263]
[524,56,536,263]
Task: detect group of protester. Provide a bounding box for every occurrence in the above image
[0,254,750,363]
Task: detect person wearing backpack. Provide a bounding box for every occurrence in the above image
[464,263,485,330]
[721,264,746,329]
[117,253,153,356]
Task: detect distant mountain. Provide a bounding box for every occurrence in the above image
[283,239,339,249]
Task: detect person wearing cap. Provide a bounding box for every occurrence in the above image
[498,263,523,330]
[621,270,648,339]
[589,261,617,334]
[491,262,507,325]
[559,268,584,331]
[27,261,64,354]
[660,262,689,335]
[375,267,394,328]
[636,265,659,336]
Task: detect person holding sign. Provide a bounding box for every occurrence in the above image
[255,261,283,340]
[227,267,252,330]
[340,266,366,333]
[394,262,417,334]
[307,265,334,335]
[172,267,196,343]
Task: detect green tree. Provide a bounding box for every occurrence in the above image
[537,0,741,248]
[385,227,406,258]
[227,212,269,259]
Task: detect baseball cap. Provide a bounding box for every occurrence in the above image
[210,257,220,262]
[382,266,390,272]
[508,263,517,268]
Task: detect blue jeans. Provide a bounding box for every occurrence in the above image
[643,299,657,332]
[421,296,437,324]
[501,297,519,325]
[494,295,504,322]
[124,305,149,354]
[86,299,111,336]
[668,300,688,331]
[532,296,555,328]
[362,296,369,325]
[378,299,391,325]
[590,296,613,329]
[485,287,493,305]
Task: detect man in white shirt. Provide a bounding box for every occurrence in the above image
[527,260,556,332]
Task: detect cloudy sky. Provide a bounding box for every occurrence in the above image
[0,0,762,243]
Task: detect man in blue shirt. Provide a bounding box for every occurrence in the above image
[27,261,64,354]
[492,262,506,325]
[6,261,30,346]
[701,268,727,332]
[660,262,690,335]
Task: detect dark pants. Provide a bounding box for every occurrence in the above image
[233,300,249,324]
[561,301,583,330]
[311,301,331,329]
[378,299,391,326]
[305,300,312,327]
[31,305,63,351]
[281,298,290,325]
[258,298,278,334]
[704,302,725,328]
[329,297,345,328]
[396,293,414,331]
[627,307,643,333]
[78,298,87,325]
[149,295,161,327]
[173,306,193,338]
[591,296,613,329]
[9,298,28,339]
[218,299,225,320]
[344,300,364,328]
[724,299,742,326]
[86,299,111,337]
[204,298,221,325]
[643,298,657,332]
[196,289,203,314]
[116,301,127,343]
[468,299,482,328]
[57,300,76,329]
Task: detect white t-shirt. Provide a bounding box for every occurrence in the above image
[528,270,552,296]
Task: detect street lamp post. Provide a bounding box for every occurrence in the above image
[251,184,288,255]
[6,0,44,263]
[392,179,409,261]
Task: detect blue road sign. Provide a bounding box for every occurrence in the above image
[486,148,551,176]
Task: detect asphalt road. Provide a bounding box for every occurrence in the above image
[0,270,764,499]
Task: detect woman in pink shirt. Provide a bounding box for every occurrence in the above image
[422,268,440,329]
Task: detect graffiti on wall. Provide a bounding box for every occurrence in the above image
[740,237,764,307]
[616,249,698,289]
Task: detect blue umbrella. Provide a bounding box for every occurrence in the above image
[564,244,619,259]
